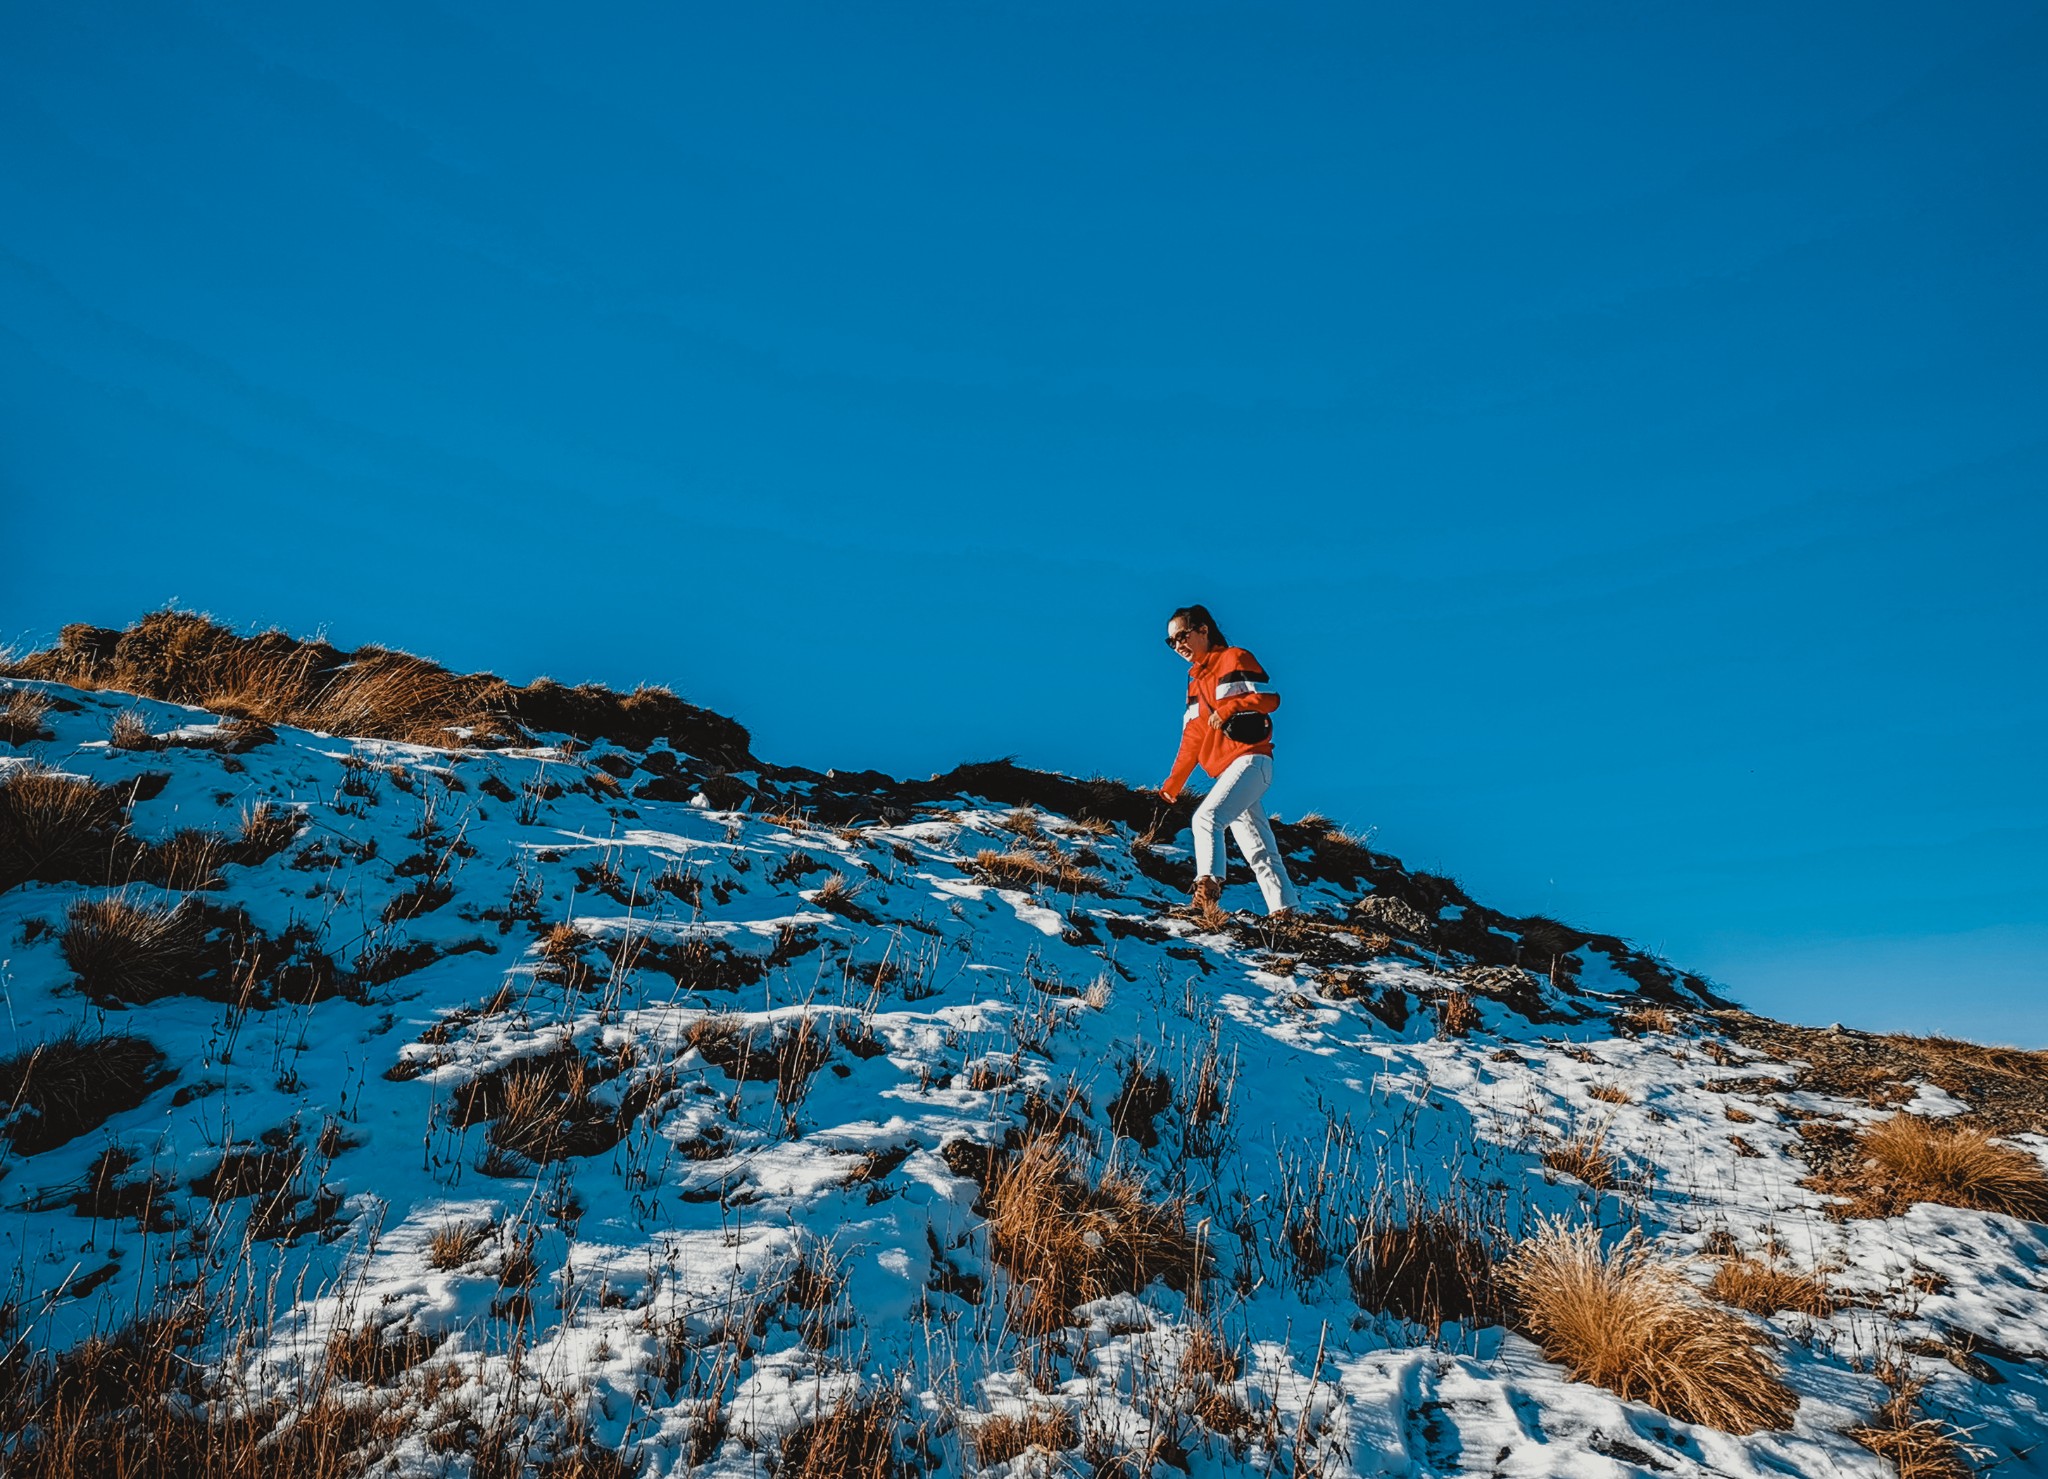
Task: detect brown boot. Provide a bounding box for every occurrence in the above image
[1190,876,1223,914]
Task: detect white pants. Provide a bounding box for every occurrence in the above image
[1192,753,1299,914]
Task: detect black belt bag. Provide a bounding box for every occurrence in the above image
[1220,710,1272,744]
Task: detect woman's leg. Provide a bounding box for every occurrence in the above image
[1196,749,1269,889]
[1224,762,1300,914]
[1189,767,1241,883]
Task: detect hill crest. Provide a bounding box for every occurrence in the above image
[1,615,2044,1478]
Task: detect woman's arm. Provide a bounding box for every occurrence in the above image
[1160,685,1204,801]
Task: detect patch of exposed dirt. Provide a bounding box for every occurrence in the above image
[1712,1013,2048,1136]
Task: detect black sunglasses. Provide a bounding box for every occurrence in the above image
[1164,628,1202,650]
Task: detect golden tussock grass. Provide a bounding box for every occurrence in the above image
[682,1016,830,1104]
[1503,1221,1798,1433]
[971,848,1107,897]
[1177,1321,1260,1437]
[1708,1258,1838,1318]
[1850,1113,2048,1221]
[969,1407,1078,1465]
[145,829,229,890]
[965,1059,1018,1091]
[984,1131,1201,1334]
[489,1059,592,1160]
[1887,1032,2048,1087]
[1586,1083,1631,1105]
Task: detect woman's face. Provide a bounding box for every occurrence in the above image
[1165,619,1212,661]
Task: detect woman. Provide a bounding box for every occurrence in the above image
[1157,604,1300,918]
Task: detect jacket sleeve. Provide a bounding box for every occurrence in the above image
[1160,681,1204,800]
[1210,647,1280,722]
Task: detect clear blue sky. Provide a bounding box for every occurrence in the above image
[4,2,2044,1041]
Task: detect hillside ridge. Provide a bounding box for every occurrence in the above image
[1,611,1719,1012]
[2,615,2045,1479]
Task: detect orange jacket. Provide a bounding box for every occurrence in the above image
[1161,645,1280,801]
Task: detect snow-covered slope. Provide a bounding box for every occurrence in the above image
[3,677,2044,1477]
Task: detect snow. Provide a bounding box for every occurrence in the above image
[1,679,2044,1475]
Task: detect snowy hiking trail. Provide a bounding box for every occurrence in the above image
[3,678,2046,1477]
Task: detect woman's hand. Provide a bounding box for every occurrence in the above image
[1205,708,1227,731]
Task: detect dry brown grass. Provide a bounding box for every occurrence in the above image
[781,1392,898,1479]
[1348,1191,1505,1332]
[1432,990,1480,1038]
[0,1029,170,1155]
[0,766,129,892]
[323,1321,439,1386]
[1180,1321,1243,1382]
[983,1131,1201,1333]
[1614,1005,1677,1036]
[60,895,211,1004]
[108,709,162,751]
[997,807,1043,837]
[812,871,879,923]
[0,684,52,744]
[143,829,230,890]
[491,1061,592,1160]
[1849,1374,1978,1479]
[971,848,1107,897]
[1,610,753,761]
[0,1294,408,1478]
[1503,1221,1798,1433]
[969,1407,1078,1466]
[965,1059,1018,1091]
[426,1220,493,1270]
[1708,1258,1838,1318]
[236,801,302,861]
[682,1016,830,1104]
[1586,1083,1632,1105]
[1847,1113,2048,1221]
[1543,1126,1618,1191]
[457,1050,629,1168]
